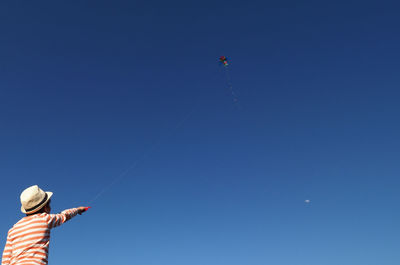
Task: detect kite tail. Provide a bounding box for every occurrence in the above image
[224,67,239,103]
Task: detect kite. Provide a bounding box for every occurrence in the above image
[219,56,229,67]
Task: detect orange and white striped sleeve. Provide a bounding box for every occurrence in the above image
[1,232,12,265]
[46,208,79,229]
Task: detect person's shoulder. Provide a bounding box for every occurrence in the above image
[13,216,30,226]
[36,212,49,217]
[35,212,52,221]
[9,216,34,233]
[15,213,48,225]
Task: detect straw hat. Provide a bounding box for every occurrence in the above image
[20,185,53,214]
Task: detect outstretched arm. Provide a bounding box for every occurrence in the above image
[46,207,88,229]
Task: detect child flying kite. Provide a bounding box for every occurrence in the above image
[1,185,90,265]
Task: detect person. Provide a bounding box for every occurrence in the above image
[1,185,89,265]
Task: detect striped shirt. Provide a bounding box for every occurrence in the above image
[2,208,79,265]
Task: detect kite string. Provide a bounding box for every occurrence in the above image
[87,103,197,205]
[86,146,153,205]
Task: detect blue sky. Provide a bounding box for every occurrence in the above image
[1,1,400,264]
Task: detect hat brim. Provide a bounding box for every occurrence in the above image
[21,191,53,214]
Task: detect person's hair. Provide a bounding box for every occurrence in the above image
[26,201,50,216]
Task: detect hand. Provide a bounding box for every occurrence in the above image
[77,206,90,215]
